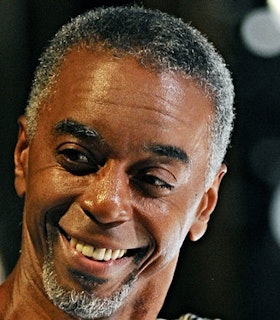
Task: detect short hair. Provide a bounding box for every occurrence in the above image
[25,5,234,185]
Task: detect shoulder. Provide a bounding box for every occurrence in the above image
[158,313,222,320]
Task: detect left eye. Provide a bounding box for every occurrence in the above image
[141,174,173,190]
[60,149,89,163]
[131,169,175,198]
[56,144,100,174]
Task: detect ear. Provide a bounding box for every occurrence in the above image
[188,163,227,241]
[14,115,29,197]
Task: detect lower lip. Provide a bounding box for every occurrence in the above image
[59,233,134,279]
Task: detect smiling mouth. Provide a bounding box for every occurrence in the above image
[70,237,127,261]
[67,236,149,263]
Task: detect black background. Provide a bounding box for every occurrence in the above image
[1,1,280,319]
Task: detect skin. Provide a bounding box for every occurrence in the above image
[0,48,226,319]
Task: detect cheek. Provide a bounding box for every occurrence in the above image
[23,169,89,268]
[159,198,203,267]
[23,169,80,241]
[138,194,200,263]
[26,172,70,212]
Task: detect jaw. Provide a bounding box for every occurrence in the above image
[42,222,154,295]
[40,226,160,319]
[110,254,179,320]
[42,253,138,319]
[18,216,179,320]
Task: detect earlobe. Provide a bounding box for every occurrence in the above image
[14,115,29,197]
[188,163,227,241]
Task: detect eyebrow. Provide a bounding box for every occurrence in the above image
[146,144,189,166]
[54,119,189,166]
[54,119,102,140]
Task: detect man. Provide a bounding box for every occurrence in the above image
[0,5,234,320]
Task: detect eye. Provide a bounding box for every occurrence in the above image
[132,168,175,198]
[56,143,100,175]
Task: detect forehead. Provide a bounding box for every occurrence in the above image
[37,48,213,154]
[50,48,202,109]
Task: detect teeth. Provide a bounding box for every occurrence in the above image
[82,244,94,257]
[92,248,106,260]
[111,249,120,260]
[104,249,112,261]
[70,237,127,261]
[76,241,85,253]
[70,238,78,247]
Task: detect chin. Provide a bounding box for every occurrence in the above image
[42,249,137,319]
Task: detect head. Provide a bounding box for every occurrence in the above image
[14,6,234,319]
[26,5,234,185]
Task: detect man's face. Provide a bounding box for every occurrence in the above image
[15,48,223,317]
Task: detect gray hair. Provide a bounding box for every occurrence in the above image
[25,5,234,184]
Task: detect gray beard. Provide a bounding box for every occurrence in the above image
[42,243,137,319]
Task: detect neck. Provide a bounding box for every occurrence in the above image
[0,257,68,320]
[0,255,178,320]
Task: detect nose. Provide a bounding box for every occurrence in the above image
[79,159,132,225]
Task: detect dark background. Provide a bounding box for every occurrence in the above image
[1,1,280,319]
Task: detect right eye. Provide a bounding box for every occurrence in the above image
[56,143,100,175]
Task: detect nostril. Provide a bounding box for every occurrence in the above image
[84,210,129,228]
